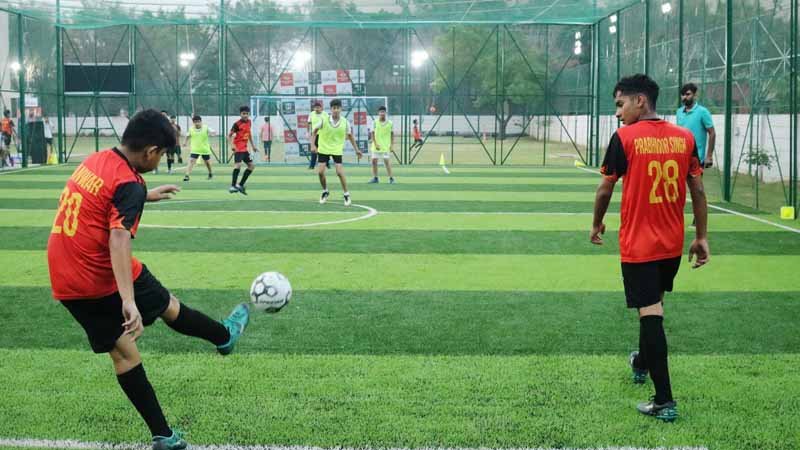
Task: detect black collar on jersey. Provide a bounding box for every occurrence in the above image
[112,147,145,184]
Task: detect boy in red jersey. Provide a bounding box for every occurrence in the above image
[228,105,258,195]
[590,74,710,422]
[47,109,250,450]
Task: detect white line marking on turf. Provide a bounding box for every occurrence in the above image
[0,439,709,450]
[575,165,800,234]
[0,164,64,175]
[140,203,377,230]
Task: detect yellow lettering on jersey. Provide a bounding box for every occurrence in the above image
[634,136,687,155]
[69,165,104,196]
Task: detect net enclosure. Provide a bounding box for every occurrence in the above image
[1,0,798,216]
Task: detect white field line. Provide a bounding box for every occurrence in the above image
[575,165,800,234]
[0,164,64,175]
[0,439,709,450]
[139,204,377,230]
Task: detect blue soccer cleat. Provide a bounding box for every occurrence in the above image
[217,303,250,356]
[637,397,678,422]
[152,429,187,450]
[630,351,648,384]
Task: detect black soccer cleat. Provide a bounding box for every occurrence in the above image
[237,185,248,195]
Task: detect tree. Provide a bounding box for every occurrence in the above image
[429,26,547,139]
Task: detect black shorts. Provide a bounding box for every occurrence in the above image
[414,138,423,144]
[318,154,343,164]
[621,257,681,309]
[234,152,253,164]
[191,153,211,161]
[61,265,171,353]
[1,133,10,146]
[45,138,53,145]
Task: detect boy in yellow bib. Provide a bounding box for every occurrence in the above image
[182,115,214,181]
[310,99,363,206]
[368,106,395,184]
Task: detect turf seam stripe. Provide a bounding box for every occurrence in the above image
[0,439,710,450]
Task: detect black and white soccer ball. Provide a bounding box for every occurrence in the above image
[249,271,292,313]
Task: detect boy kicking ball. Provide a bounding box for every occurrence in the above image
[310,99,363,206]
[47,109,250,450]
[368,106,395,184]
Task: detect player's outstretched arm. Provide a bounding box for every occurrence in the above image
[109,229,143,339]
[590,177,615,245]
[147,184,181,202]
[687,175,710,268]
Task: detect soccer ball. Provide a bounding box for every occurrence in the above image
[250,271,292,313]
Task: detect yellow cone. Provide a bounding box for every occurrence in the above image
[439,153,446,166]
[780,206,795,220]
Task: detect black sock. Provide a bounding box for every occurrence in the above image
[641,315,673,404]
[240,168,253,186]
[232,168,240,186]
[117,364,171,438]
[165,303,230,346]
[634,319,647,370]
[167,158,174,171]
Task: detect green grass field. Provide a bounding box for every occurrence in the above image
[0,162,798,450]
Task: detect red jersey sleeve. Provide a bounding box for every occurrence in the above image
[108,182,146,237]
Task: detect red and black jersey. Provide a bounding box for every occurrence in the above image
[47,148,147,300]
[601,119,703,263]
[1,117,14,134]
[229,119,252,153]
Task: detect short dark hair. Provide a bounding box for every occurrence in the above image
[313,100,322,107]
[192,115,202,121]
[413,119,418,124]
[613,74,659,109]
[160,110,168,114]
[239,105,250,113]
[264,116,270,122]
[121,109,177,152]
[170,115,176,120]
[378,106,387,112]
[330,99,342,108]
[680,83,698,95]
[3,110,9,117]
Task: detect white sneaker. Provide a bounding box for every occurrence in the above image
[343,193,351,206]
[320,191,330,204]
